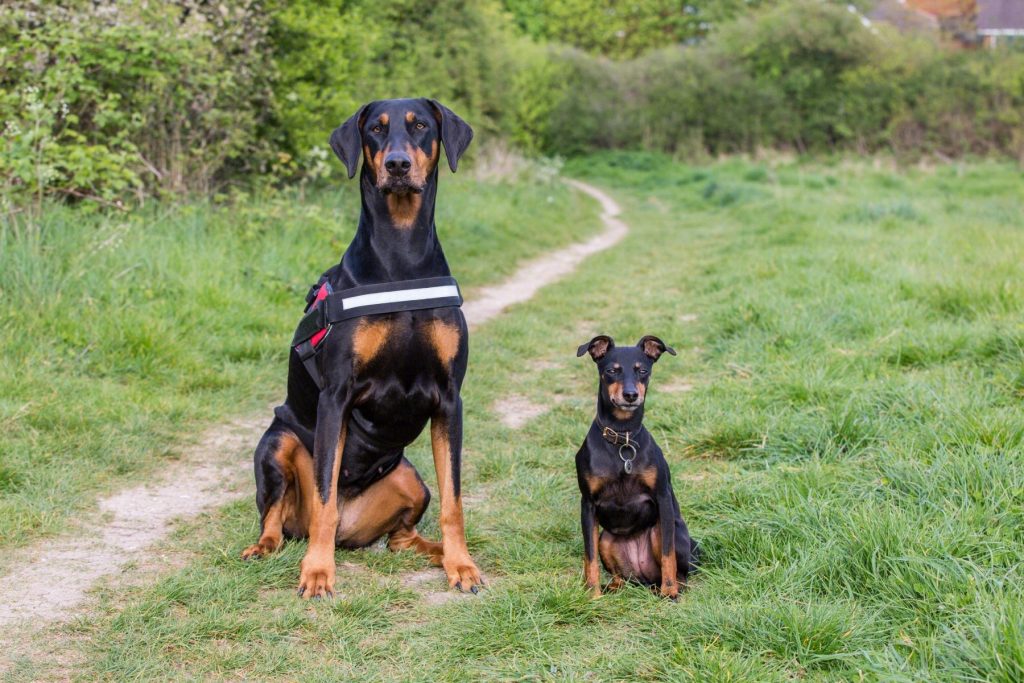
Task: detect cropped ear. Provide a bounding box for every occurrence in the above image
[428,99,473,172]
[329,104,369,179]
[637,335,676,361]
[577,335,615,362]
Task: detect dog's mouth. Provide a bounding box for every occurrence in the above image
[381,179,424,196]
[612,400,642,412]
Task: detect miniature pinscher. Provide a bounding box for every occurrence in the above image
[575,335,699,599]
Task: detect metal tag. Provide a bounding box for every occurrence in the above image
[619,442,637,474]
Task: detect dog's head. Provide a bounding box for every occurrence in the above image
[329,98,473,195]
[577,335,676,418]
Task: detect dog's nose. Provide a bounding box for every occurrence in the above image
[623,391,639,403]
[384,152,412,176]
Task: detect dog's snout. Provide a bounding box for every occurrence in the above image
[384,152,412,176]
[622,390,639,403]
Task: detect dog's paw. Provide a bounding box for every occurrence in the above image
[605,576,625,593]
[587,583,603,600]
[241,538,279,560]
[659,579,679,601]
[297,550,336,600]
[443,554,484,593]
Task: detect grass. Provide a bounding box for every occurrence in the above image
[7,152,1024,681]
[0,170,597,549]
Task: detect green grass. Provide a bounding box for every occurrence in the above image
[0,172,597,549]
[9,153,1024,681]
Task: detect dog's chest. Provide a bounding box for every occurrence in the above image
[346,311,463,422]
[588,461,659,535]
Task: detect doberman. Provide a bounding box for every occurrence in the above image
[242,98,483,598]
[575,335,699,599]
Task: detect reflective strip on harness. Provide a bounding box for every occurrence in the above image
[341,284,461,311]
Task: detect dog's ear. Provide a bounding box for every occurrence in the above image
[329,104,369,179]
[428,99,473,172]
[637,335,676,362]
[577,335,615,362]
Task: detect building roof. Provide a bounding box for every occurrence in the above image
[977,0,1024,33]
[906,0,974,18]
[870,0,941,32]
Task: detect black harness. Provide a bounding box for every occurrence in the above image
[292,275,463,388]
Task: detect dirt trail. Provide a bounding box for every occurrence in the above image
[0,180,628,633]
[0,415,262,629]
[462,180,628,325]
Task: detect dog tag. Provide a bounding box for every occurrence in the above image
[618,443,637,475]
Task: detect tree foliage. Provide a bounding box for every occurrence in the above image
[2,0,1022,210]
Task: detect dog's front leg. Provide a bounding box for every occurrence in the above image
[656,479,679,600]
[430,394,483,592]
[297,386,351,599]
[581,497,602,598]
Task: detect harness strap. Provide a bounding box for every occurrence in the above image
[291,275,463,389]
[291,275,462,348]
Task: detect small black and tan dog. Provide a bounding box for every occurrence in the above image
[242,99,483,598]
[575,335,699,599]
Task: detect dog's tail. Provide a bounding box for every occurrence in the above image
[687,536,702,574]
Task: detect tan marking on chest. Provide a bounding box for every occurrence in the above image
[352,320,391,369]
[424,320,461,366]
[585,474,606,496]
[638,467,657,490]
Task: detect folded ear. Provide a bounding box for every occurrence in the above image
[329,103,369,179]
[428,99,473,172]
[577,335,615,362]
[637,335,676,361]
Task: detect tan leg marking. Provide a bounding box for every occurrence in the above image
[335,461,439,565]
[651,522,679,599]
[598,531,625,588]
[298,423,347,599]
[431,419,481,590]
[585,520,602,598]
[242,433,304,559]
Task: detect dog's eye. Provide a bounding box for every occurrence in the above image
[415,121,427,130]
[371,125,383,134]
[636,368,649,377]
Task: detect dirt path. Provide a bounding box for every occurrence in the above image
[462,180,628,325]
[0,180,628,632]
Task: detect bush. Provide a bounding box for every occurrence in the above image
[509,0,1024,161]
[269,0,518,161]
[0,1,275,209]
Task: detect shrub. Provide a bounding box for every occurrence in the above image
[0,1,275,209]
[269,0,518,160]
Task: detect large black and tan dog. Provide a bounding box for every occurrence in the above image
[242,99,483,598]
